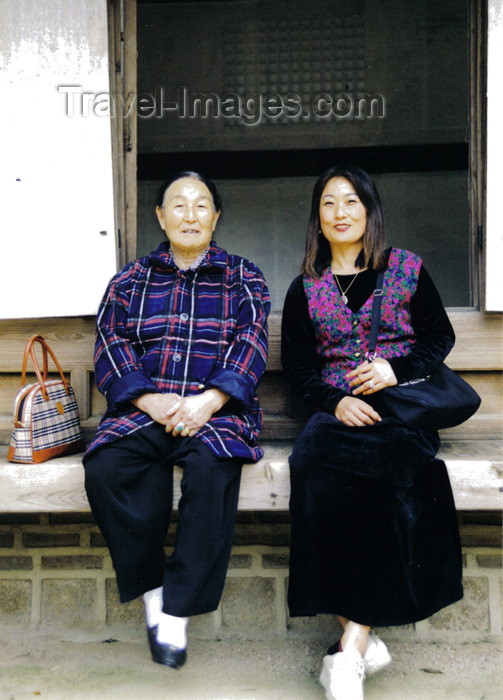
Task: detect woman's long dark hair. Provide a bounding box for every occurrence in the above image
[156,170,223,213]
[302,165,386,277]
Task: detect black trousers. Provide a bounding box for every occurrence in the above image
[84,423,243,617]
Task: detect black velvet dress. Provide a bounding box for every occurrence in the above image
[281,263,463,626]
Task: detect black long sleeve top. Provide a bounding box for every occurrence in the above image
[281,260,455,415]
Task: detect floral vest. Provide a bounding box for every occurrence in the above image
[303,248,421,392]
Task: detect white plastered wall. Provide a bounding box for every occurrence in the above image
[0,0,117,319]
[486,0,503,312]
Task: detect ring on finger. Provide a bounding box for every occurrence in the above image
[369,380,374,388]
[175,422,184,433]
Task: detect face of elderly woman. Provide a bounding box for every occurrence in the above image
[319,177,367,250]
[156,176,220,258]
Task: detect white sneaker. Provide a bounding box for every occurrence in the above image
[326,632,392,676]
[363,632,392,676]
[319,647,366,700]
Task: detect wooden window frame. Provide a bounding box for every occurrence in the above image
[108,0,138,268]
[484,0,503,311]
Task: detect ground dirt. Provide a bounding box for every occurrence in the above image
[0,631,501,700]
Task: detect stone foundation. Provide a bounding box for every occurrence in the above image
[0,513,501,642]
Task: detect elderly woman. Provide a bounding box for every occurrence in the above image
[281,166,462,700]
[84,171,270,669]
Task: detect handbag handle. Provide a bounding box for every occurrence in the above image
[21,335,70,400]
[21,335,49,382]
[366,269,385,361]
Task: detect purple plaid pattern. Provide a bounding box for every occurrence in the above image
[9,380,84,462]
[86,241,270,462]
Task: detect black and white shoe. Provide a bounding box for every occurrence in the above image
[147,626,187,669]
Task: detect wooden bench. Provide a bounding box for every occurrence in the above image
[0,442,501,513]
[0,311,501,514]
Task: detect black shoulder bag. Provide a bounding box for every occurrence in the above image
[367,270,481,431]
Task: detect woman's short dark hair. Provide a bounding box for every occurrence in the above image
[302,165,387,277]
[156,171,222,213]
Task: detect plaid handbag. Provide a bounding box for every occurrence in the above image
[7,335,85,463]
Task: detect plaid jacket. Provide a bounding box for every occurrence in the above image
[85,240,270,461]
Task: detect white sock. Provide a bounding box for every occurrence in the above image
[143,586,163,628]
[156,611,188,649]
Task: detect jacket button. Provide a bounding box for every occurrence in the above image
[180,313,189,321]
[198,383,205,390]
[172,354,182,363]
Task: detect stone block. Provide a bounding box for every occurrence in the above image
[23,532,80,548]
[41,579,98,629]
[228,554,252,569]
[221,577,276,630]
[256,512,292,524]
[50,513,96,524]
[106,578,144,626]
[163,523,178,547]
[189,611,217,637]
[41,555,103,570]
[90,532,107,547]
[459,525,502,547]
[372,623,415,638]
[262,553,289,568]
[233,523,290,546]
[428,577,489,631]
[0,579,32,625]
[476,552,502,569]
[287,613,342,636]
[0,514,41,525]
[0,556,33,570]
[236,512,262,524]
[462,512,502,526]
[0,532,14,548]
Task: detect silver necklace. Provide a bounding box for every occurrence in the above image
[333,271,359,305]
[172,246,210,271]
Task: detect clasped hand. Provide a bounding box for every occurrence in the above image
[335,358,397,427]
[132,389,229,437]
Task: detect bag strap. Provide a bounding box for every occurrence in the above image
[367,269,385,361]
[21,335,70,399]
[21,335,48,386]
[21,335,49,384]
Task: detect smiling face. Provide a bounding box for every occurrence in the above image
[319,177,367,254]
[156,176,220,260]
